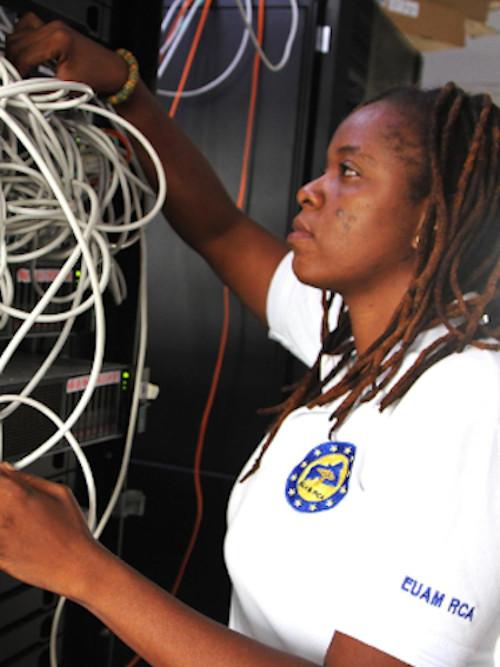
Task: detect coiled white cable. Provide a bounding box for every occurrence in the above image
[49,229,150,667]
[158,0,205,80]
[1,393,98,667]
[233,0,299,72]
[3,394,98,531]
[157,0,252,98]
[156,0,299,99]
[0,55,166,666]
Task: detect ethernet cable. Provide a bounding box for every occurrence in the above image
[0,65,165,410]
[48,229,150,667]
[160,0,189,51]
[0,395,97,667]
[0,394,98,532]
[158,0,205,79]
[0,54,166,667]
[233,0,298,72]
[156,0,298,99]
[0,61,165,456]
[157,0,252,98]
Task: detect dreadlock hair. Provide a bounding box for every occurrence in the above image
[241,82,500,482]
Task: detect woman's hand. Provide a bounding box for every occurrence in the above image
[7,14,287,326]
[0,463,99,599]
[6,12,128,95]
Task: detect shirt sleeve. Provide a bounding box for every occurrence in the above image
[333,348,500,666]
[266,253,342,368]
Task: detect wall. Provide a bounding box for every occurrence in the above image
[421,7,500,101]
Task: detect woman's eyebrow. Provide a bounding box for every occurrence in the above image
[336,145,376,164]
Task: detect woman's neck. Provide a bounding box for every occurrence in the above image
[344,280,411,355]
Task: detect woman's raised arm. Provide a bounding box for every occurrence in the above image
[6,13,288,324]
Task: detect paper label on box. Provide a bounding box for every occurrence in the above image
[385,0,420,18]
[66,370,121,394]
[16,268,73,284]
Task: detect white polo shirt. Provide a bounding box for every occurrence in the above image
[224,254,500,666]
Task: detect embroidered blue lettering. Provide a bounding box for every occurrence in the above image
[410,580,422,597]
[401,576,413,592]
[403,578,474,621]
[465,607,475,622]
[459,604,475,622]
[420,586,431,603]
[430,591,445,608]
[401,577,445,609]
[447,598,474,621]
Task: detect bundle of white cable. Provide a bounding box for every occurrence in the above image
[0,56,166,666]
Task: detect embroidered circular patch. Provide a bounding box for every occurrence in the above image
[285,442,356,513]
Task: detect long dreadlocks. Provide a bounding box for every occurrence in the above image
[241,82,500,482]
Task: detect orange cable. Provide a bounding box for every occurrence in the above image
[236,0,265,209]
[170,0,265,601]
[159,0,194,68]
[103,128,133,163]
[168,0,213,119]
[126,3,213,662]
[125,2,265,663]
[167,0,193,42]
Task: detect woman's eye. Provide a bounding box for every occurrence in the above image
[340,163,359,178]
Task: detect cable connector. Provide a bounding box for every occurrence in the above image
[112,489,146,518]
[140,381,160,401]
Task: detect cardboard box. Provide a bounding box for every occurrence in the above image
[378,0,466,48]
[465,18,498,38]
[433,0,489,23]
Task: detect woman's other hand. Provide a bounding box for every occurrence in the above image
[0,463,99,599]
[6,12,128,96]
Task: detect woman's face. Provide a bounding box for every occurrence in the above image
[288,101,428,298]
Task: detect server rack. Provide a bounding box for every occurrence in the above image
[0,1,162,664]
[0,355,131,460]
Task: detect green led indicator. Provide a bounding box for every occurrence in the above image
[122,371,130,379]
[75,270,81,277]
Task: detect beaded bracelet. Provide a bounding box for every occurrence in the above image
[107,48,139,106]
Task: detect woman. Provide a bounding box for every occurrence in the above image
[1,13,499,667]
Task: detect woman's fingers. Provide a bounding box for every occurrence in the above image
[7,17,73,76]
[0,462,71,501]
[6,14,129,94]
[14,11,44,30]
[0,464,95,596]
[0,462,41,497]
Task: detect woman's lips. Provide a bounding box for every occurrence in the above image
[287,217,314,244]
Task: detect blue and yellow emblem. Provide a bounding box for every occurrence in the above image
[285,442,356,513]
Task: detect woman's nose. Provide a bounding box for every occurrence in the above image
[296,176,325,208]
